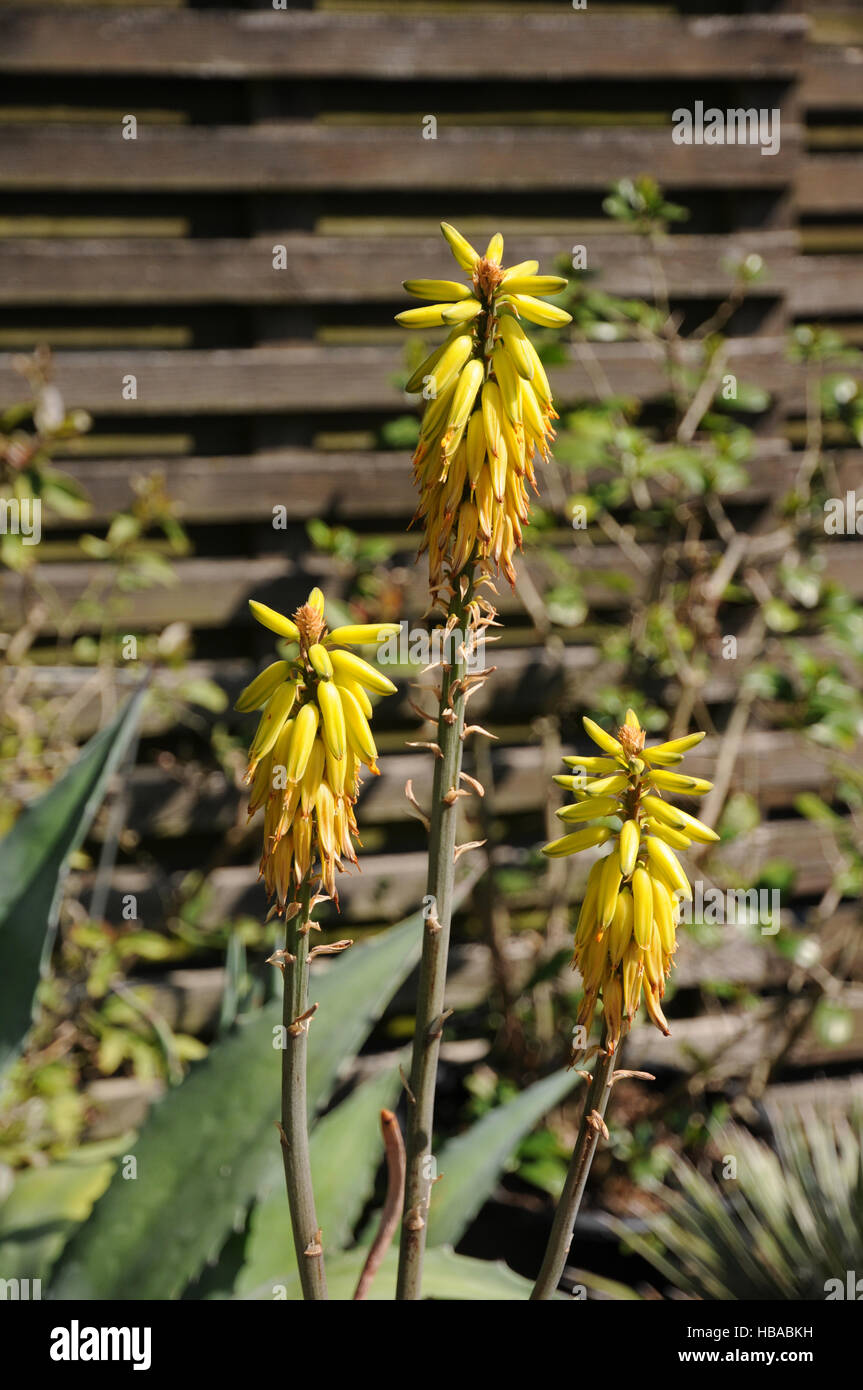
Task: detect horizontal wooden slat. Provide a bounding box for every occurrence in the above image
[0,12,807,79]
[74,812,844,931]
[11,631,850,744]
[804,45,863,109]
[0,125,801,193]
[111,732,852,848]
[0,340,798,416]
[795,253,863,313]
[0,232,797,306]
[800,154,863,213]
[49,439,814,526]
[6,532,863,634]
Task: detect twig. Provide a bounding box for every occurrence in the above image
[353,1110,406,1301]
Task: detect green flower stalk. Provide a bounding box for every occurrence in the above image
[237,589,398,1301]
[396,225,571,1300]
[531,709,716,1300]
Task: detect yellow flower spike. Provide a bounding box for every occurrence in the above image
[582,717,624,757]
[545,711,712,1049]
[249,600,300,643]
[234,659,291,713]
[317,678,346,761]
[240,588,395,909]
[325,623,401,646]
[632,866,653,950]
[400,222,569,591]
[619,819,640,877]
[330,648,397,697]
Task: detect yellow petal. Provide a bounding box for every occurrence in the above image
[249,600,299,643]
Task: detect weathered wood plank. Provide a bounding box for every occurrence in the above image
[799,155,863,213]
[49,438,813,527]
[0,340,798,416]
[73,812,846,932]
[0,232,797,306]
[6,531,862,633]
[10,633,847,742]
[0,125,800,193]
[0,12,807,79]
[795,253,863,314]
[112,732,853,847]
[804,46,863,109]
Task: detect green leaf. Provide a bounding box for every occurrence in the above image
[236,1061,402,1296]
[248,1245,545,1301]
[0,685,148,1074]
[0,1150,116,1284]
[50,915,424,1300]
[428,1069,581,1248]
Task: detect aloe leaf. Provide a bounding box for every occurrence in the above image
[0,684,148,1073]
[50,913,423,1300]
[428,1068,581,1247]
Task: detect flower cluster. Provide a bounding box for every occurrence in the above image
[543,710,718,1053]
[397,222,572,594]
[237,589,399,909]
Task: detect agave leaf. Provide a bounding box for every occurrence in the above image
[50,914,424,1300]
[428,1068,580,1248]
[0,684,148,1073]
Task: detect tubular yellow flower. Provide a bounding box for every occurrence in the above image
[238,592,397,908]
[542,710,714,1053]
[398,222,571,595]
